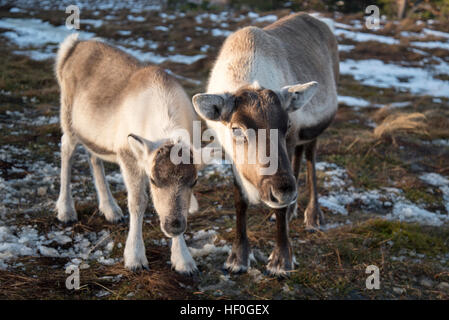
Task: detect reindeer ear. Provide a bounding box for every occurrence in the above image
[127,134,156,160]
[280,81,319,113]
[192,93,230,121]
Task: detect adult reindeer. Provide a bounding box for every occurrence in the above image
[55,34,200,274]
[193,13,339,276]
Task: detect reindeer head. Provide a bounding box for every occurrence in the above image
[193,81,318,208]
[128,135,197,237]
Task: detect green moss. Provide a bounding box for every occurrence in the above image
[353,219,449,256]
[323,151,402,190]
[403,188,444,207]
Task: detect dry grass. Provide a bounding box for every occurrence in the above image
[373,111,428,139]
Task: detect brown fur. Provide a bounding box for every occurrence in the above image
[151,143,197,188]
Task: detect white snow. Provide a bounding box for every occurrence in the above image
[338,96,371,108]
[118,45,205,65]
[82,19,103,28]
[432,139,449,147]
[189,243,231,258]
[389,202,449,226]
[192,229,217,241]
[420,173,449,214]
[254,15,278,23]
[0,223,118,270]
[340,59,449,98]
[338,44,355,52]
[127,15,145,22]
[420,173,449,187]
[0,18,94,60]
[411,41,449,51]
[423,28,449,39]
[117,30,132,36]
[154,25,169,32]
[0,18,94,48]
[211,28,232,37]
[315,163,449,226]
[335,28,399,45]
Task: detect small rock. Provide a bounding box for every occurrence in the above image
[419,278,434,288]
[437,282,449,291]
[37,186,47,196]
[282,284,293,294]
[96,290,111,298]
[393,287,405,295]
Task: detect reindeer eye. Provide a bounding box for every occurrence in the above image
[150,177,157,185]
[190,179,198,188]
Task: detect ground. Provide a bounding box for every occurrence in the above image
[0,1,449,300]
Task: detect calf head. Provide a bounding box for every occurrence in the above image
[193,81,318,208]
[128,135,197,237]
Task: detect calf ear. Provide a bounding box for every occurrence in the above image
[280,81,319,112]
[192,93,229,121]
[127,134,156,160]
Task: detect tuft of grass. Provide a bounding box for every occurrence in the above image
[373,112,428,139]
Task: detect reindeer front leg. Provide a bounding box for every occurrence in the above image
[225,176,250,273]
[267,206,293,277]
[287,144,304,221]
[170,235,198,275]
[304,139,325,230]
[119,153,149,271]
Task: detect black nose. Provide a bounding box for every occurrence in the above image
[264,175,297,207]
[269,185,297,204]
[164,217,186,236]
[170,219,182,229]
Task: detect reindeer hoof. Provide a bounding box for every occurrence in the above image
[124,250,149,272]
[171,257,198,276]
[224,242,250,274]
[304,205,325,230]
[266,247,293,278]
[100,203,124,224]
[56,199,78,223]
[127,263,149,273]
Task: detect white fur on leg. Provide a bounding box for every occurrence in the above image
[56,196,77,222]
[56,134,77,223]
[99,200,123,223]
[124,228,148,271]
[188,193,199,214]
[89,155,124,223]
[124,203,148,270]
[170,235,198,274]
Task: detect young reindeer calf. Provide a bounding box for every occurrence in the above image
[55,34,200,274]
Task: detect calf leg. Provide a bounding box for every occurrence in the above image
[119,152,149,271]
[170,235,198,275]
[225,176,250,273]
[287,145,304,221]
[88,153,124,223]
[56,134,77,223]
[304,140,325,230]
[267,207,293,277]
